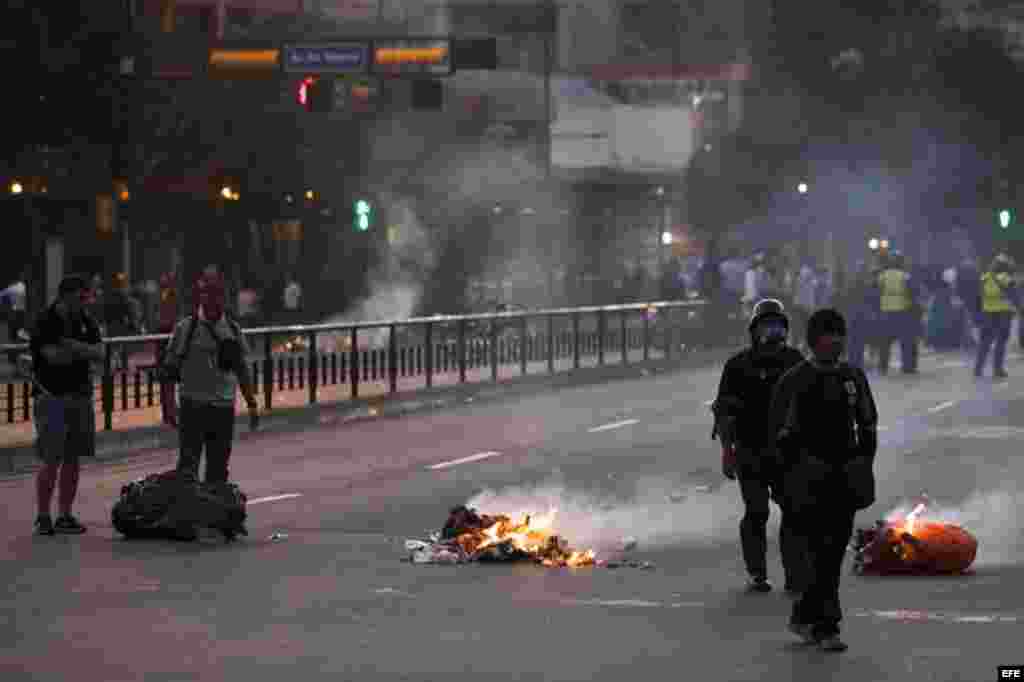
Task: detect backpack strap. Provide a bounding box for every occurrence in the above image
[175,315,200,362]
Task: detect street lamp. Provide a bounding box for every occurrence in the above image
[868,238,879,251]
[797,182,809,194]
[10,181,23,195]
[661,231,674,246]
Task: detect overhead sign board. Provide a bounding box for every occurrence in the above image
[282,42,370,74]
[372,39,452,76]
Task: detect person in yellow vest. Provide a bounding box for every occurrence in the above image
[974,253,1020,379]
[876,251,920,374]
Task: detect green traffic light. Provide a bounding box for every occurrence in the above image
[355,199,372,231]
[999,209,1012,229]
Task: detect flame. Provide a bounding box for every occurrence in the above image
[904,502,926,536]
[459,508,597,567]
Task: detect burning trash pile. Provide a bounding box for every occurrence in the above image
[852,500,978,576]
[404,505,650,568]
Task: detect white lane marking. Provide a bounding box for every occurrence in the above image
[938,360,967,368]
[587,419,639,433]
[561,599,705,609]
[703,400,714,407]
[427,451,503,470]
[926,400,957,414]
[852,609,1021,625]
[248,493,303,505]
[878,425,892,432]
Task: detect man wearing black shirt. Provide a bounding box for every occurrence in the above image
[712,299,807,593]
[772,309,879,652]
[29,275,104,535]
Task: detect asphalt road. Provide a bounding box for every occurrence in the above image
[1,350,1022,682]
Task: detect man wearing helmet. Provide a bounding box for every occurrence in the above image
[975,253,1021,378]
[711,299,807,593]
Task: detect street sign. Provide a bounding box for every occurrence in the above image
[372,39,452,76]
[282,42,370,74]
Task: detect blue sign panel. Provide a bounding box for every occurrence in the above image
[282,43,370,74]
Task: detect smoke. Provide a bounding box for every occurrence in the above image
[318,193,436,350]
[465,474,744,554]
[884,487,1024,567]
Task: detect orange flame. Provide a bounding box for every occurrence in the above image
[904,502,926,536]
[461,508,597,567]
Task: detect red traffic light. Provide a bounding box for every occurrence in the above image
[297,76,316,106]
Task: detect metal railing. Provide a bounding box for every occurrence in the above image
[0,299,732,430]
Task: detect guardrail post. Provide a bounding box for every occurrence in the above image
[389,324,398,394]
[572,311,581,370]
[349,327,359,399]
[458,318,467,384]
[490,315,499,382]
[621,310,628,365]
[263,333,273,410]
[597,308,606,366]
[425,320,434,388]
[308,330,318,405]
[642,307,651,361]
[519,315,528,376]
[546,313,554,374]
[102,343,114,431]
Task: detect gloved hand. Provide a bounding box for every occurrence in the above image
[722,444,738,480]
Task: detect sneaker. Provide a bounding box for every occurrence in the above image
[788,623,816,644]
[817,635,848,652]
[746,575,772,593]
[54,514,87,535]
[34,515,55,536]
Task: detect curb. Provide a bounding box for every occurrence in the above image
[1,348,734,477]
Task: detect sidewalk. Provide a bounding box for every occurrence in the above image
[0,346,682,469]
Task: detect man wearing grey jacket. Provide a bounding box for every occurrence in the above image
[165,271,258,486]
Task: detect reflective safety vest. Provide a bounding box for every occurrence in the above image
[878,268,912,312]
[981,271,1015,313]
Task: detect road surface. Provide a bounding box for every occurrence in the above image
[1,350,1021,681]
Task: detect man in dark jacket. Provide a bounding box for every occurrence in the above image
[771,309,879,652]
[712,299,807,593]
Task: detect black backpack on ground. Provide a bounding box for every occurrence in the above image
[111,469,248,542]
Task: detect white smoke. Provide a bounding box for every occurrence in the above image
[318,193,436,350]
[464,474,744,554]
[884,488,1024,567]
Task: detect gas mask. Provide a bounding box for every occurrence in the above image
[753,318,788,353]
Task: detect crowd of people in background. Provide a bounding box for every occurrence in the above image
[1,245,1020,377]
[694,246,1022,377]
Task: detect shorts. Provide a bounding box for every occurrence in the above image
[33,394,96,464]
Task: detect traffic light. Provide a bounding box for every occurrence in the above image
[354,199,373,231]
[304,77,335,113]
[999,208,1012,229]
